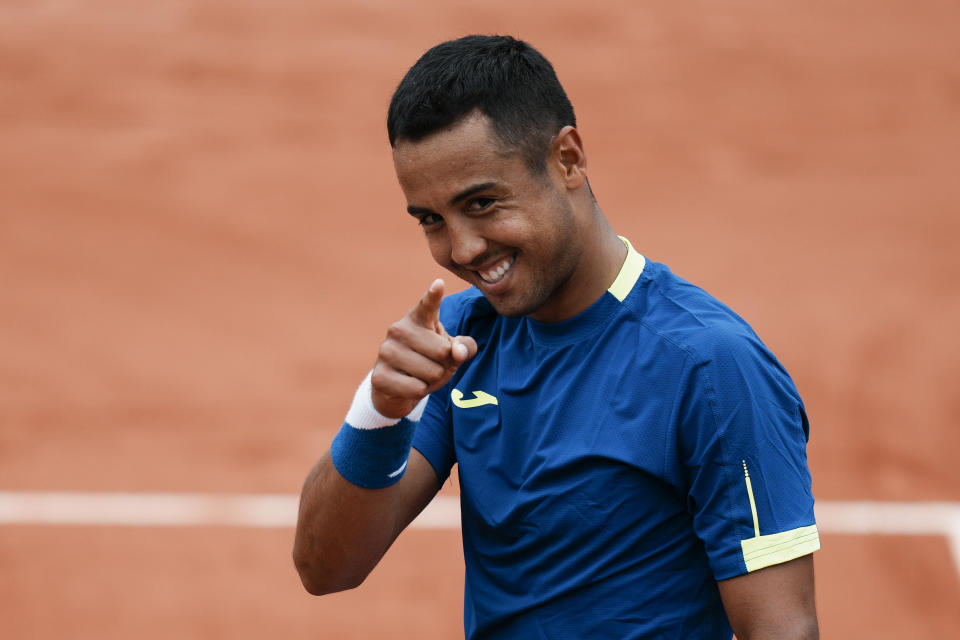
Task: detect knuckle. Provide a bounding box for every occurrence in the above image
[428,360,448,383]
[369,367,389,391]
[415,363,442,388]
[385,322,407,341]
[378,340,400,363]
[413,378,430,397]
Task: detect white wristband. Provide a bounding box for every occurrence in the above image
[344,370,430,430]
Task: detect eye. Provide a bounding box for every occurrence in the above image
[466,197,495,213]
[417,213,443,229]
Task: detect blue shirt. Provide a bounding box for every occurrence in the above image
[413,240,819,639]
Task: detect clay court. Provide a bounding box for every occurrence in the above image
[1,1,958,637]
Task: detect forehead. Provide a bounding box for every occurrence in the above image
[392,113,519,201]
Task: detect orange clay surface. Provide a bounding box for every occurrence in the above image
[1,1,958,637]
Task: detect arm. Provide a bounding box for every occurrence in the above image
[292,448,440,595]
[293,279,476,595]
[717,554,819,640]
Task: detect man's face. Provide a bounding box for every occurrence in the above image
[393,113,583,321]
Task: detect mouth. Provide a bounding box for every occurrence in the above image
[476,252,517,286]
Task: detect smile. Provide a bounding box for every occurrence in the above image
[478,254,516,284]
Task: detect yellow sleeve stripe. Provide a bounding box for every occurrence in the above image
[607,236,646,302]
[742,460,760,537]
[741,524,821,572]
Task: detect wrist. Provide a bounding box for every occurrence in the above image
[331,371,430,489]
[345,370,429,429]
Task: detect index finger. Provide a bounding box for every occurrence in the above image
[409,278,445,331]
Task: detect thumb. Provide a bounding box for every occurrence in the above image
[450,335,478,364]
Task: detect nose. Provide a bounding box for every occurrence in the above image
[447,220,487,267]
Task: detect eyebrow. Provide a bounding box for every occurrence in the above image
[406,181,498,215]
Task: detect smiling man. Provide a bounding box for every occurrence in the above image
[294,35,820,640]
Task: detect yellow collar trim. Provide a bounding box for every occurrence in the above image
[607,236,645,302]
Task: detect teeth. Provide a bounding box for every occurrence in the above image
[479,255,515,284]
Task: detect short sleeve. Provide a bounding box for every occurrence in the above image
[412,390,455,484]
[679,327,819,580]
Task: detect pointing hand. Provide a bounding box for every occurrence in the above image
[370,279,478,419]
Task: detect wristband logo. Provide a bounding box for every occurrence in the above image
[451,388,498,409]
[388,459,408,479]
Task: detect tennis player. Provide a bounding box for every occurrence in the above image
[294,35,820,639]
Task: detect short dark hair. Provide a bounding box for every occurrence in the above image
[387,35,576,173]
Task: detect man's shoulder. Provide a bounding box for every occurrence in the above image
[637,259,801,405]
[635,260,763,361]
[439,286,495,334]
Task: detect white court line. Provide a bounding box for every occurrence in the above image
[1,492,959,574]
[0,491,458,529]
[814,501,960,576]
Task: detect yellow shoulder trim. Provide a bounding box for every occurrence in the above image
[741,524,821,572]
[607,236,646,302]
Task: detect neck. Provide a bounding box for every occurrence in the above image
[584,210,630,296]
[528,206,627,323]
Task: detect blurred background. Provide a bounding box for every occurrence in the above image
[1,0,958,637]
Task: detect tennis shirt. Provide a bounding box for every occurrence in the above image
[412,239,819,639]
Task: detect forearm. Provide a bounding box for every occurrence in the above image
[292,449,439,595]
[292,375,436,595]
[294,453,384,594]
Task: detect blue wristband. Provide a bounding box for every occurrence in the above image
[330,418,417,489]
[329,371,428,489]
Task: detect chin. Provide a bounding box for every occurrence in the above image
[490,304,527,318]
[483,292,543,319]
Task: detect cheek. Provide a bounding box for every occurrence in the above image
[426,234,452,267]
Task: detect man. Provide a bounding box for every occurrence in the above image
[294,35,820,639]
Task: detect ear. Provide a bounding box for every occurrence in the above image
[551,126,587,190]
